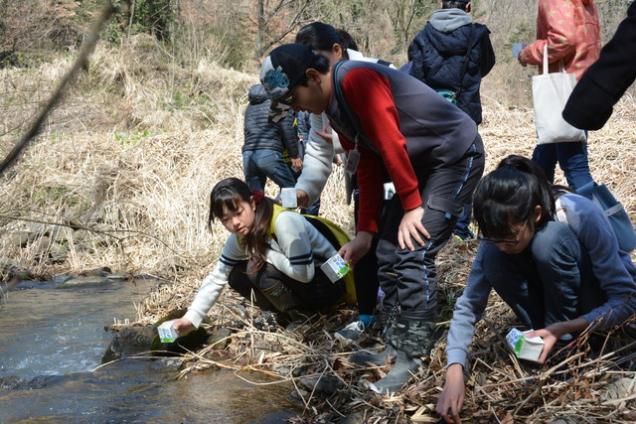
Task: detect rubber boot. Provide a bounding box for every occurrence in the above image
[349,305,399,366]
[259,281,307,324]
[368,350,421,394]
[368,317,436,395]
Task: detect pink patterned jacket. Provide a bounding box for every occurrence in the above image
[520,0,601,80]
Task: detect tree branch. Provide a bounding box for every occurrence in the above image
[0,1,115,176]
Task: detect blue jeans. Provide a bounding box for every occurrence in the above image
[532,141,594,191]
[242,149,296,192]
[481,221,604,329]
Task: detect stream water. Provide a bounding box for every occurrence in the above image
[0,277,297,423]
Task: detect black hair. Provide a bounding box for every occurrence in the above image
[295,22,350,60]
[209,178,274,274]
[442,1,470,11]
[473,155,555,239]
[336,29,359,52]
[295,52,331,86]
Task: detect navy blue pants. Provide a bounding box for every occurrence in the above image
[532,141,593,191]
[243,149,296,192]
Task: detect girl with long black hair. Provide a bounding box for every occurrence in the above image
[173,178,347,334]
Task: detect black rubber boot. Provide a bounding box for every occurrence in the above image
[368,350,421,394]
[368,317,436,395]
[259,281,307,324]
[349,305,400,366]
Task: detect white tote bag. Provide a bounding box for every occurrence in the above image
[532,45,586,144]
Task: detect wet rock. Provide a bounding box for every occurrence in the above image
[106,273,129,280]
[207,327,232,350]
[81,267,112,277]
[102,309,210,362]
[299,374,343,395]
[57,276,110,289]
[248,410,297,424]
[101,325,157,363]
[0,375,68,391]
[601,378,636,403]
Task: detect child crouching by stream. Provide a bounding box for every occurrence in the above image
[173,178,351,334]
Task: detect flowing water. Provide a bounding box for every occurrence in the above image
[0,277,297,423]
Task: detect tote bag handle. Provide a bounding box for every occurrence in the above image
[543,44,565,74]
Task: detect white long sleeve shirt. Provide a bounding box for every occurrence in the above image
[184,210,337,327]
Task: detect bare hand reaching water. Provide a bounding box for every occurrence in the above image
[173,317,194,335]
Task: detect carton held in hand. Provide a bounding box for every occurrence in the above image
[157,319,180,344]
[320,254,350,283]
[506,328,544,362]
[280,188,297,209]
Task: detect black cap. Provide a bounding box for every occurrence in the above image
[260,43,316,101]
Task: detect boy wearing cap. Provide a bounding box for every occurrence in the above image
[260,43,484,394]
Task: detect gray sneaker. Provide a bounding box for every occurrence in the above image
[335,320,366,343]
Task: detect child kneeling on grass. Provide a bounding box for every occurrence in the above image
[173,178,348,334]
[436,155,636,424]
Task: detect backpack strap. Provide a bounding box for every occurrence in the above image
[268,203,288,239]
[331,61,380,157]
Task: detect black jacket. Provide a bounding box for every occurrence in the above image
[408,10,495,125]
[242,84,299,157]
[563,2,636,131]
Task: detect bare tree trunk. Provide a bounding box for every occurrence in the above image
[127,0,136,38]
[255,0,266,59]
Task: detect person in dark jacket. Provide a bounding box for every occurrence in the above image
[563,1,636,131]
[243,84,302,192]
[407,0,495,240]
[408,0,495,125]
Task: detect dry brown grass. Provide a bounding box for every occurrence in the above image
[1,37,636,422]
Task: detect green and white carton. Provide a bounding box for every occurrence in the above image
[506,328,544,362]
[320,253,350,283]
[157,319,179,344]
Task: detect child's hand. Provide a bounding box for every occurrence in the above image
[398,207,430,250]
[339,232,373,265]
[173,317,194,335]
[291,157,303,172]
[526,323,565,364]
[436,363,465,424]
[296,189,309,208]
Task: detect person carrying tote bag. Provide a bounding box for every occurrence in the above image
[518,0,600,192]
[533,44,586,145]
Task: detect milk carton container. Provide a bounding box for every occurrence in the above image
[280,188,297,209]
[506,328,545,362]
[157,319,180,344]
[320,254,350,283]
